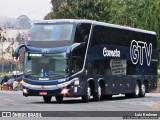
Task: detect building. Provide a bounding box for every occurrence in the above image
[0,28,28,60]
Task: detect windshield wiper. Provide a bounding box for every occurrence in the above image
[49,73,65,78]
[25,73,66,79]
[25,74,37,78]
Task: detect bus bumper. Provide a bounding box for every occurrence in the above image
[22,80,84,97]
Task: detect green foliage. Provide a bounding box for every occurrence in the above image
[45,0,160,64]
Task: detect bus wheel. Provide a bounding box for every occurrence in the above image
[139,83,146,97]
[55,96,63,102]
[133,82,140,98]
[82,84,91,103]
[43,96,52,103]
[93,83,102,101]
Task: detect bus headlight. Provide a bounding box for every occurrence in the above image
[23,88,28,94]
[61,88,69,95]
[21,80,25,85]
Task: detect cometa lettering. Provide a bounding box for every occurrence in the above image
[103,47,120,57]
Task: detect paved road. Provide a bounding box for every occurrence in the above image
[0,91,159,119]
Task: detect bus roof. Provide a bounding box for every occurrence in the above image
[35,19,156,35]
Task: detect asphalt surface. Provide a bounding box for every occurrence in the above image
[0,91,159,120]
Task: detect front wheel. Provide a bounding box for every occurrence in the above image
[43,96,52,103]
[55,96,63,102]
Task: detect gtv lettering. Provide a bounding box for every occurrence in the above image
[130,40,152,66]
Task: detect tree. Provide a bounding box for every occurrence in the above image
[51,0,67,10]
[45,0,112,21]
[16,15,31,29]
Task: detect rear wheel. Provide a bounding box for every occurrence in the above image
[93,83,102,101]
[139,83,146,97]
[82,84,91,103]
[132,82,140,98]
[55,96,63,102]
[43,96,52,103]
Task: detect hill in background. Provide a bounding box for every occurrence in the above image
[0,15,31,29]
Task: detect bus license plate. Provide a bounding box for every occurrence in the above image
[39,92,47,95]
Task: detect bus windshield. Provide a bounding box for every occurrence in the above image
[24,52,69,79]
[28,24,73,41]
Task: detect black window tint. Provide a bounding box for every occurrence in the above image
[91,26,105,46]
[91,25,157,48]
[74,23,91,43]
[88,60,111,75]
[91,25,130,47]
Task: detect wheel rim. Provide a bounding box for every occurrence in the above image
[87,87,91,99]
[98,86,101,97]
[141,84,146,95]
[135,84,139,96]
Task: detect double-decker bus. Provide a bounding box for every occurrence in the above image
[14,19,158,103]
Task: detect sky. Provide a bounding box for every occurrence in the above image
[0,0,52,20]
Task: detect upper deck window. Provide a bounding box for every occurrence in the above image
[28,24,73,41]
[74,23,91,43]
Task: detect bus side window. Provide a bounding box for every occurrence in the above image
[88,62,93,75]
[98,61,105,75]
[105,60,111,75]
[88,60,107,75]
[74,23,91,43]
[91,26,106,46]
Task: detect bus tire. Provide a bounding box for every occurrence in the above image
[43,96,52,103]
[132,81,140,98]
[55,96,63,102]
[139,83,146,97]
[82,84,91,103]
[93,83,102,101]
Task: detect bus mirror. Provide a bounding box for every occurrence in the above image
[14,56,20,62]
[13,53,20,58]
[28,56,31,61]
[14,44,26,59]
